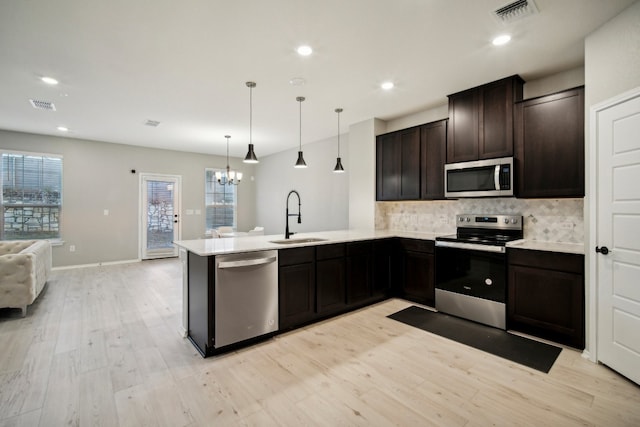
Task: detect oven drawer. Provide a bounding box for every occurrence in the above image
[435,246,506,303]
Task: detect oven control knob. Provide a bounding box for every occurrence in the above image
[459,217,465,222]
[465,217,471,222]
[504,218,509,224]
[511,218,518,224]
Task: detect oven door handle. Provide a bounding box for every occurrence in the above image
[435,240,506,253]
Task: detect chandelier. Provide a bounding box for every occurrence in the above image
[215,135,242,185]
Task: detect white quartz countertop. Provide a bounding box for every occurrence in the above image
[175,229,585,256]
[506,239,585,255]
[174,229,441,256]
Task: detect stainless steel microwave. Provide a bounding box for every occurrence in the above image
[445,157,514,198]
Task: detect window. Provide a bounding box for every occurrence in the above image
[205,169,236,230]
[1,151,63,240]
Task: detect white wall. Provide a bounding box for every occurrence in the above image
[0,130,256,267]
[584,0,640,358]
[255,135,349,236]
[385,104,448,134]
[523,66,585,99]
[347,118,384,230]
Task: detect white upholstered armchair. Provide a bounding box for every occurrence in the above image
[0,240,52,316]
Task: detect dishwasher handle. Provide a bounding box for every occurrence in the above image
[218,256,277,269]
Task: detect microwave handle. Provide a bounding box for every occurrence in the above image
[494,165,501,190]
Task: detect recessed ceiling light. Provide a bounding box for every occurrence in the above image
[381,81,394,90]
[297,45,313,56]
[41,76,59,85]
[492,34,512,46]
[56,126,68,132]
[289,77,306,86]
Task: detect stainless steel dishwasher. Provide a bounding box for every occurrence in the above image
[214,250,279,348]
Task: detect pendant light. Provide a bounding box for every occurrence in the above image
[294,96,307,168]
[333,108,345,173]
[215,135,242,185]
[243,81,259,163]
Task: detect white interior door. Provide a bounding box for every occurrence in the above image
[595,88,640,385]
[140,174,181,259]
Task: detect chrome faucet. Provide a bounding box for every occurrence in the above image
[285,190,301,239]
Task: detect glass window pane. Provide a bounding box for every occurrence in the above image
[1,152,63,240]
[205,168,237,230]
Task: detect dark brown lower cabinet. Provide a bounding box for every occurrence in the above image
[507,248,584,349]
[346,241,373,305]
[400,239,435,307]
[187,252,215,356]
[373,239,396,298]
[316,244,346,316]
[279,247,316,330]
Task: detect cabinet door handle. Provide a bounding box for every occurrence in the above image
[595,246,610,255]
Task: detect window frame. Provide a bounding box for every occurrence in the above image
[0,149,64,241]
[204,168,237,231]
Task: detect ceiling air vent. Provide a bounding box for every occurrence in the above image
[29,99,56,111]
[493,0,539,24]
[144,119,161,127]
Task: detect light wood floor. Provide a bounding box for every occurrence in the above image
[1,259,639,426]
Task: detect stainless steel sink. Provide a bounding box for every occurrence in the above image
[269,237,328,245]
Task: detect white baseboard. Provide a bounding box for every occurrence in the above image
[582,349,596,363]
[52,258,141,271]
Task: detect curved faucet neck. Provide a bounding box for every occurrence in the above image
[287,190,300,206]
[285,190,302,239]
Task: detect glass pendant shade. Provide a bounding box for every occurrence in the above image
[295,151,307,168]
[333,157,345,173]
[215,170,222,181]
[244,143,258,163]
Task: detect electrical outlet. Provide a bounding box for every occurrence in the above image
[69,245,76,252]
[439,215,449,224]
[103,209,109,216]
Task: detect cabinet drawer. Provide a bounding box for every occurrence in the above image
[400,238,434,254]
[316,243,346,260]
[279,247,315,266]
[508,248,583,274]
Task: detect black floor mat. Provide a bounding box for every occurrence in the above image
[388,305,562,373]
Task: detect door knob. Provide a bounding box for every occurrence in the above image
[595,246,610,255]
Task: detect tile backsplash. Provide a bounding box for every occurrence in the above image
[375,198,584,244]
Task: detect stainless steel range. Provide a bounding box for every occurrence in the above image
[435,214,523,329]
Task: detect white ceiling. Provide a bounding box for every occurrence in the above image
[0,0,635,158]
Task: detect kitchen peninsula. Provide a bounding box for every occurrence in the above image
[176,229,584,357]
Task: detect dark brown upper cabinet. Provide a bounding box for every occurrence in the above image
[376,120,447,201]
[421,119,447,200]
[447,75,524,163]
[514,86,585,198]
[376,126,420,200]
